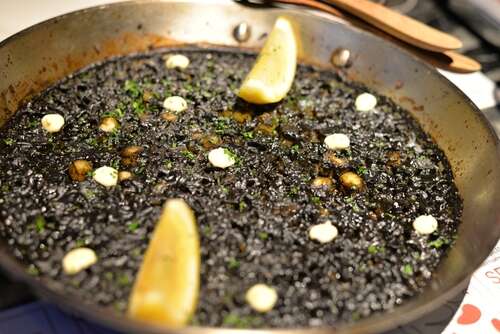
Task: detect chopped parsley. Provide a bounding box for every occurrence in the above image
[116,273,131,286]
[291,144,300,154]
[257,231,269,240]
[215,117,230,134]
[124,80,141,98]
[34,215,46,233]
[428,237,450,249]
[104,106,125,119]
[357,166,368,175]
[402,264,414,276]
[311,196,321,204]
[368,244,385,255]
[227,257,240,270]
[223,148,239,164]
[127,220,140,232]
[223,314,261,328]
[242,131,254,139]
[3,138,14,146]
[181,150,196,160]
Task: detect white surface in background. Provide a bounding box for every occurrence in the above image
[0,0,120,42]
[440,70,498,110]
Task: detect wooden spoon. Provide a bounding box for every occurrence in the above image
[267,0,480,73]
[324,0,463,52]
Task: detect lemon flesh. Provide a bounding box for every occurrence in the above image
[128,199,200,328]
[238,17,297,104]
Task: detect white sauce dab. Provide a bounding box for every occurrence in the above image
[164,54,190,70]
[163,96,188,113]
[208,148,236,169]
[413,215,438,235]
[62,247,97,275]
[309,221,338,243]
[324,133,350,150]
[93,166,119,187]
[41,114,65,133]
[355,92,377,111]
[245,284,278,313]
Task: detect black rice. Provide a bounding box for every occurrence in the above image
[0,49,462,328]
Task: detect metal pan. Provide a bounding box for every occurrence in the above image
[0,1,499,333]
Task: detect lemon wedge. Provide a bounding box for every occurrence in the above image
[237,16,297,104]
[128,199,200,328]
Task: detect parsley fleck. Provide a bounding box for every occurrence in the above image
[288,186,299,197]
[357,166,368,175]
[223,148,238,163]
[311,196,321,204]
[291,144,300,154]
[104,106,125,119]
[163,159,173,169]
[202,225,213,236]
[368,244,385,255]
[110,158,120,170]
[124,80,141,98]
[117,273,131,286]
[402,264,414,276]
[257,231,269,240]
[181,150,196,160]
[429,237,449,249]
[368,244,378,254]
[26,265,39,276]
[132,100,145,116]
[75,239,86,248]
[215,117,230,134]
[3,138,14,146]
[223,314,261,328]
[242,131,254,139]
[227,257,240,270]
[128,220,140,232]
[34,215,46,233]
[238,200,247,212]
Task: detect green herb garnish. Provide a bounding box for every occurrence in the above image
[288,186,299,197]
[223,148,238,163]
[242,131,254,139]
[311,196,321,204]
[357,166,368,175]
[132,100,145,116]
[223,314,261,328]
[124,80,142,98]
[3,138,14,146]
[402,264,414,276]
[26,265,40,276]
[181,150,196,160]
[215,118,230,134]
[257,231,269,240]
[128,220,140,232]
[291,144,300,154]
[104,106,125,119]
[117,273,131,286]
[368,244,385,255]
[34,215,46,233]
[227,257,240,270]
[163,160,173,169]
[428,237,450,249]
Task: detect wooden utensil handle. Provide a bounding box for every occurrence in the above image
[327,0,463,52]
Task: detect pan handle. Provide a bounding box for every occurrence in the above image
[0,271,34,310]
